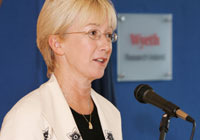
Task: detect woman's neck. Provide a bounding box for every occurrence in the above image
[54,66,94,114]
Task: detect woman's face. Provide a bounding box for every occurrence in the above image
[60,17,113,81]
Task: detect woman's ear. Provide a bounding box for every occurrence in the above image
[48,35,64,56]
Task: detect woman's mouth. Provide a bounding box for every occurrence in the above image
[93,58,107,64]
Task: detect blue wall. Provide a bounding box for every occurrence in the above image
[112,0,200,139]
[0,0,46,126]
[1,0,200,139]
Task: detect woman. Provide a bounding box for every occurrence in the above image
[0,0,122,139]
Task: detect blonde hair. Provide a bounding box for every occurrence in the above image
[37,0,117,77]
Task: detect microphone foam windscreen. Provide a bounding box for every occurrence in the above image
[134,84,152,103]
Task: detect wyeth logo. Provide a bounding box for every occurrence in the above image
[130,33,160,49]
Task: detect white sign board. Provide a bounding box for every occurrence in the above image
[117,14,172,81]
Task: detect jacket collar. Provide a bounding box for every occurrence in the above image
[40,74,111,139]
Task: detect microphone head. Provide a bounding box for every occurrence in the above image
[134,84,153,104]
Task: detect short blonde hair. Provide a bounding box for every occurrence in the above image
[37,0,117,77]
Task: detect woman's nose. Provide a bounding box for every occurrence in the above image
[98,35,112,52]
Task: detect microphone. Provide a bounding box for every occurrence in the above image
[134,84,194,123]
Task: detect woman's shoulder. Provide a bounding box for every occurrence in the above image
[5,78,53,118]
[3,88,43,122]
[0,84,54,139]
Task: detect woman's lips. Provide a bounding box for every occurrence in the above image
[93,57,108,64]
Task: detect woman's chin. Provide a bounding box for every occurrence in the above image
[90,71,105,81]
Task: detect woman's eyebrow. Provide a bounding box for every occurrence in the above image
[85,23,100,27]
[84,23,113,31]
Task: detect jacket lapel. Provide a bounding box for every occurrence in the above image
[40,74,81,140]
[91,89,115,139]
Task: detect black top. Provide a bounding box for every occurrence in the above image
[70,103,105,140]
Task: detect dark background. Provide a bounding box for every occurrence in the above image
[1,0,200,139]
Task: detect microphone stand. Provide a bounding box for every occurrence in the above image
[159,113,171,140]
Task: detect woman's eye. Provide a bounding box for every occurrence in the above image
[106,33,113,39]
[89,30,98,36]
